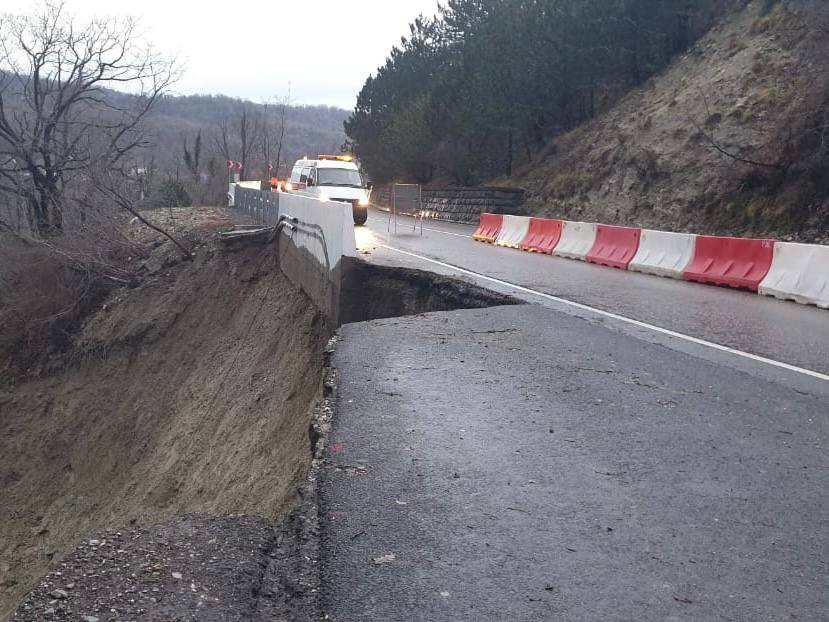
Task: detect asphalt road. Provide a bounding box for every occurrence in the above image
[320,306,828,621]
[318,209,829,621]
[357,208,829,377]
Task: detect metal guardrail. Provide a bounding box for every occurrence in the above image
[231,187,332,272]
[234,187,280,226]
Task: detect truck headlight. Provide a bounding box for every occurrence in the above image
[358,196,370,207]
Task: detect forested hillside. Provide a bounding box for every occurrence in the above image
[346,0,731,185]
[347,0,829,241]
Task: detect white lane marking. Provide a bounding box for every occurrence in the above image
[422,227,470,238]
[371,211,473,238]
[378,243,829,383]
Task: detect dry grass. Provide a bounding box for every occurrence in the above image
[0,240,107,382]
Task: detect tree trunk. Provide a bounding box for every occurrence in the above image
[30,193,62,237]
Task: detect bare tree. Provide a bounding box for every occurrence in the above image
[261,90,293,180]
[0,1,179,237]
[214,101,260,181]
[183,131,202,182]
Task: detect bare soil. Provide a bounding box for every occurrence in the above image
[0,210,330,620]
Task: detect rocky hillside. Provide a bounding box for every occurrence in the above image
[514,0,829,243]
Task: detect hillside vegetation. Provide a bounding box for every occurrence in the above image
[515,1,829,242]
[347,0,731,185]
[348,0,829,241]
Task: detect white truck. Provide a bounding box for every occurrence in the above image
[286,155,372,225]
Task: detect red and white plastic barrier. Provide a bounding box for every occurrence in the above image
[759,242,829,309]
[495,215,531,249]
[521,218,563,254]
[554,221,597,261]
[629,230,697,279]
[472,213,503,243]
[587,225,641,270]
[683,236,775,292]
[470,212,827,310]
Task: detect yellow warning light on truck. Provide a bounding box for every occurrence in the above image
[318,154,354,162]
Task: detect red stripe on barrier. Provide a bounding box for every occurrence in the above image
[683,236,775,291]
[472,213,503,243]
[521,218,563,254]
[586,225,642,270]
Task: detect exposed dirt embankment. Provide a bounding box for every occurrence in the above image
[1,208,521,620]
[0,235,329,619]
[514,1,829,243]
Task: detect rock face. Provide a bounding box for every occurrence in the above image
[373,185,527,224]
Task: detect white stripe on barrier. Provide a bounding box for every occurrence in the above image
[759,242,829,309]
[629,229,697,279]
[495,215,531,249]
[553,221,597,261]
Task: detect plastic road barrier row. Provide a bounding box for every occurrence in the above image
[759,242,829,308]
[629,230,697,279]
[470,212,828,310]
[587,225,642,270]
[553,221,598,261]
[472,213,504,243]
[495,215,531,249]
[683,236,775,291]
[521,218,563,254]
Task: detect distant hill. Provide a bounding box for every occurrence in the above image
[0,79,349,207]
[148,94,348,173]
[140,94,349,201]
[86,92,351,206]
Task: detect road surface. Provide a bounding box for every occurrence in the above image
[318,208,829,621]
[357,208,829,379]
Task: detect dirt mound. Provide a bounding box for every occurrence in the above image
[514,0,829,242]
[0,234,329,619]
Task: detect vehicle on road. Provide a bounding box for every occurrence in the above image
[287,155,372,225]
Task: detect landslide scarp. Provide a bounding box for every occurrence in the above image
[0,229,330,620]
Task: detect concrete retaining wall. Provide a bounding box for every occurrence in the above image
[232,188,357,325]
[373,185,526,224]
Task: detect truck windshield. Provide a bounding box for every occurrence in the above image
[317,168,363,187]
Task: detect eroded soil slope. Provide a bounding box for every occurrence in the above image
[0,233,328,619]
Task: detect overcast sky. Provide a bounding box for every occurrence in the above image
[1,0,442,110]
